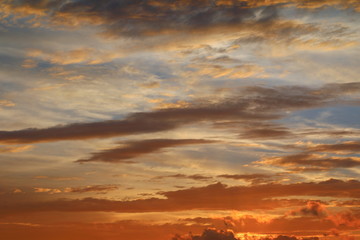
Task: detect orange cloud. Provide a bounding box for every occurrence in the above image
[260,140,360,171]
[261,153,360,171]
[309,142,360,154]
[290,201,328,217]
[2,179,359,216]
[33,185,118,194]
[289,201,360,231]
[182,210,359,238]
[26,48,121,65]
[33,187,62,194]
[21,59,38,68]
[0,100,15,107]
[0,145,33,153]
[191,63,264,79]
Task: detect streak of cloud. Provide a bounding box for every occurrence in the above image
[1,179,359,215]
[76,139,216,163]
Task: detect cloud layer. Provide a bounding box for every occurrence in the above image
[0,82,358,144]
[2,179,359,215]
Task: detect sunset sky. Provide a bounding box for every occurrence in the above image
[0,1,359,239]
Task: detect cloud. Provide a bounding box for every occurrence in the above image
[1,1,357,64]
[190,63,264,79]
[26,48,122,65]
[290,201,360,229]
[0,220,205,240]
[155,174,213,181]
[76,139,217,163]
[182,214,352,239]
[335,200,360,207]
[33,185,118,194]
[64,185,118,193]
[13,189,22,194]
[1,1,357,59]
[173,228,238,240]
[261,236,318,240]
[21,59,38,68]
[0,145,33,153]
[2,1,359,35]
[327,211,360,228]
[260,140,360,171]
[260,153,360,171]
[239,123,294,139]
[0,0,260,36]
[309,141,360,154]
[298,129,360,138]
[182,211,358,239]
[290,201,328,217]
[0,82,359,144]
[33,187,62,194]
[33,176,83,181]
[2,179,359,215]
[217,173,274,184]
[0,100,15,107]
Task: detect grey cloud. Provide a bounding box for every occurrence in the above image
[76,139,216,163]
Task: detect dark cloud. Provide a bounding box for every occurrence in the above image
[76,139,216,163]
[3,1,359,37]
[59,0,258,37]
[173,228,322,240]
[66,184,118,193]
[173,228,238,240]
[181,215,349,239]
[0,82,358,144]
[289,201,360,229]
[239,123,294,139]
[1,0,262,37]
[290,201,328,217]
[232,21,312,44]
[309,141,360,154]
[261,236,318,240]
[0,117,177,144]
[299,129,360,138]
[155,174,213,181]
[1,179,359,215]
[241,82,360,111]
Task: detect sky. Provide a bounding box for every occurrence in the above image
[0,0,359,240]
